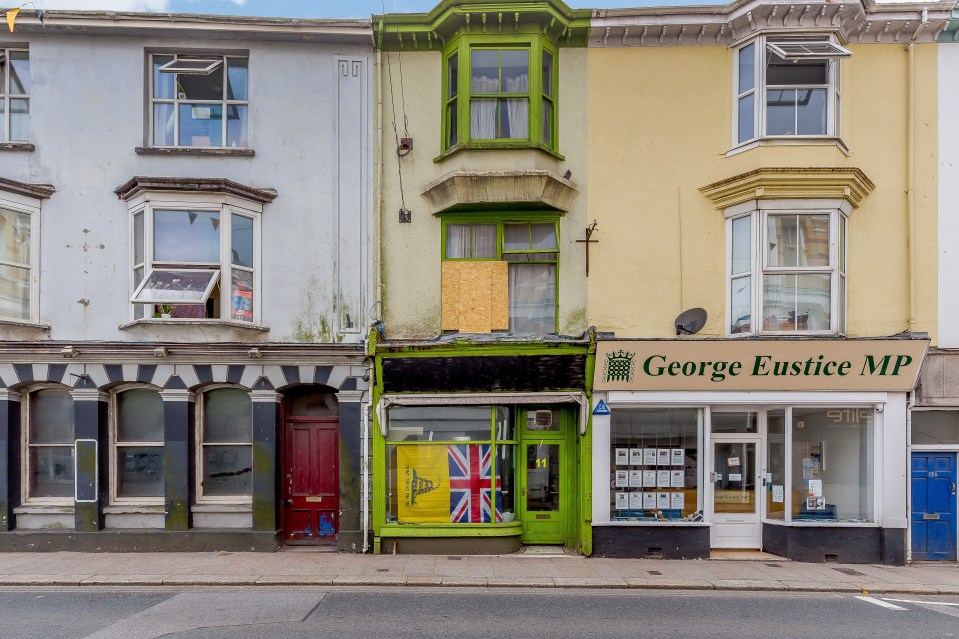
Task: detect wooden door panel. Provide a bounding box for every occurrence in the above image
[283,420,339,544]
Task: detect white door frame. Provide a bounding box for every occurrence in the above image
[706,407,767,549]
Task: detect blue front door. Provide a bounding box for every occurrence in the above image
[911,452,957,561]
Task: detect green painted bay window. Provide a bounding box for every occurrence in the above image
[443,36,557,152]
[442,217,559,334]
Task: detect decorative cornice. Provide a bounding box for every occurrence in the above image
[589,0,952,48]
[423,169,579,214]
[699,167,876,210]
[374,0,591,51]
[114,177,277,204]
[0,176,55,200]
[160,389,196,403]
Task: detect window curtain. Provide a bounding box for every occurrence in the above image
[470,75,498,139]
[508,263,555,333]
[446,224,471,258]
[504,73,529,139]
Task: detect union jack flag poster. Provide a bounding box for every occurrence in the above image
[448,444,503,523]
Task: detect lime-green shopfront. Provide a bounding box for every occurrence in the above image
[369,332,594,554]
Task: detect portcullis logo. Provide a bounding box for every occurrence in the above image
[604,350,636,383]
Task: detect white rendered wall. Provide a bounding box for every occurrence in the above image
[940,45,959,347]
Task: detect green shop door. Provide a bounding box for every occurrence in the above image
[519,408,575,545]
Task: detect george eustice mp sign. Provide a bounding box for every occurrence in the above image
[594,339,929,392]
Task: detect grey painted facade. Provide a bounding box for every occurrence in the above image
[0,13,373,552]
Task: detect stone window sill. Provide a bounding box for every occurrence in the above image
[192,503,252,512]
[135,146,255,157]
[435,141,564,162]
[0,142,34,152]
[726,137,850,158]
[14,505,74,514]
[104,505,164,514]
[0,318,50,331]
[119,318,269,334]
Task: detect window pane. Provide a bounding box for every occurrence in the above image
[501,98,528,139]
[525,408,560,432]
[226,58,248,100]
[154,210,220,263]
[738,43,755,93]
[204,388,252,443]
[730,275,751,334]
[9,98,28,141]
[712,412,758,434]
[792,407,873,522]
[133,269,218,305]
[763,273,831,331]
[714,442,756,513]
[912,411,959,446]
[470,98,496,139]
[177,64,224,100]
[29,446,74,498]
[226,105,248,148]
[839,275,846,334]
[766,56,827,85]
[542,51,553,97]
[446,224,470,258]
[796,88,827,135]
[766,409,786,520]
[202,445,252,496]
[178,104,223,147]
[610,408,699,523]
[503,224,529,251]
[230,269,254,322]
[286,387,339,417]
[447,53,458,99]
[387,406,492,443]
[448,103,457,147]
[0,264,30,320]
[117,389,163,442]
[501,50,529,94]
[133,212,144,266]
[530,223,557,250]
[152,55,175,99]
[0,208,30,265]
[9,50,29,95]
[508,263,555,333]
[153,103,175,146]
[230,214,254,267]
[503,252,556,262]
[738,94,755,143]
[472,224,497,258]
[471,50,498,93]
[0,101,5,140]
[840,216,846,273]
[30,389,74,444]
[542,99,552,144]
[116,447,164,498]
[526,443,559,511]
[497,444,515,521]
[731,216,750,273]
[768,214,830,267]
[766,89,795,135]
[133,266,145,320]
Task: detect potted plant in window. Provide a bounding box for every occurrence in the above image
[156,304,175,319]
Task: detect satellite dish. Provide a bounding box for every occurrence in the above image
[675,308,708,336]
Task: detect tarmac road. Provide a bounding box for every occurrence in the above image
[1,587,958,639]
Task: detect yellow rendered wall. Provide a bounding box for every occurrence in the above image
[377,48,590,340]
[585,43,938,341]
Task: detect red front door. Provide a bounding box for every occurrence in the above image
[283,417,339,544]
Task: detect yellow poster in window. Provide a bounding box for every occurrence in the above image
[397,445,450,523]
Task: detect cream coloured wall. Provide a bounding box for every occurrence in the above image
[585,42,938,340]
[377,47,590,339]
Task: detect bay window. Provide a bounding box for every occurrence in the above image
[443,37,557,152]
[735,36,850,146]
[0,48,29,142]
[727,207,846,335]
[0,204,38,323]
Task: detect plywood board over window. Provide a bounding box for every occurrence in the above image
[442,261,508,333]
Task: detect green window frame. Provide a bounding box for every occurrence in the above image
[442,35,558,154]
[442,216,560,334]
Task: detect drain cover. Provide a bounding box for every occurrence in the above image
[764,563,782,568]
[648,570,663,576]
[448,556,462,561]
[832,567,865,576]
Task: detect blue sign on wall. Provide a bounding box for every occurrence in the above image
[593,400,611,416]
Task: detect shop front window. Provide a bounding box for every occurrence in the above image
[610,408,701,522]
[765,409,786,521]
[791,407,873,522]
[386,406,515,524]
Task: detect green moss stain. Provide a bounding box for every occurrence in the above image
[561,307,588,335]
[291,285,334,343]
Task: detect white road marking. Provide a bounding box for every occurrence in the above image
[855,595,908,610]
[883,598,959,607]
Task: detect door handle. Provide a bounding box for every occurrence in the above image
[522,488,527,496]
[952,482,956,496]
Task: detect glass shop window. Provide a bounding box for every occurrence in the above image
[25,388,75,501]
[199,387,253,499]
[386,405,515,525]
[610,408,701,522]
[113,388,164,501]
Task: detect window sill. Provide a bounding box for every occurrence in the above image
[0,142,34,152]
[192,503,252,512]
[726,137,850,158]
[434,141,564,162]
[726,332,845,339]
[119,318,269,333]
[14,505,75,514]
[763,519,878,527]
[135,146,255,157]
[0,318,50,332]
[380,521,523,537]
[104,504,164,514]
[602,521,709,527]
